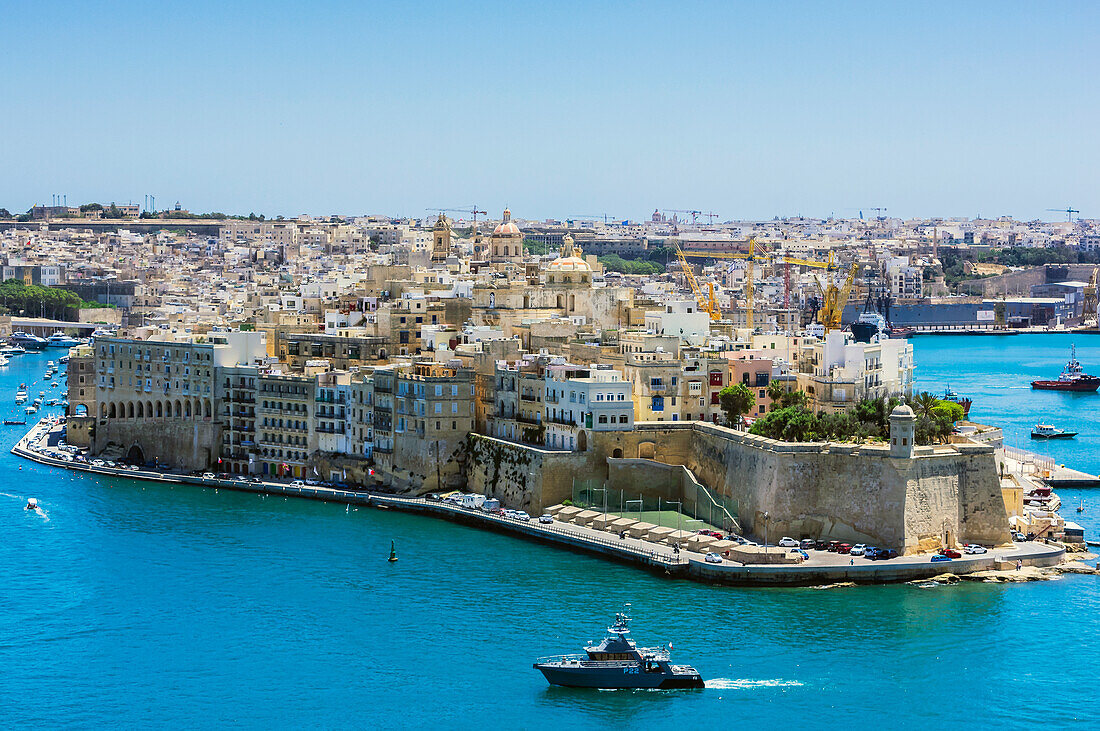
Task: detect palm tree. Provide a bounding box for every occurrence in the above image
[912,391,938,419]
[766,380,786,405]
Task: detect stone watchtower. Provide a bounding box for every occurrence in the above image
[889,404,916,458]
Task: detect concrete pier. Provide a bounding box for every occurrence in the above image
[13,419,1068,587]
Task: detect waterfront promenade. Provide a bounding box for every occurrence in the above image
[14,418,1067,587]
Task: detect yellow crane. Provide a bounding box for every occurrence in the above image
[675,246,721,320]
[681,242,847,327]
[1084,267,1099,325]
[681,238,767,328]
[817,263,858,332]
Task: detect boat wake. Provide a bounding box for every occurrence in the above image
[1,492,49,521]
[704,678,803,690]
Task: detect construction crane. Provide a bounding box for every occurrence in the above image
[663,209,703,225]
[1047,207,1080,222]
[701,212,720,224]
[566,214,616,224]
[425,206,488,231]
[674,247,721,321]
[816,264,858,332]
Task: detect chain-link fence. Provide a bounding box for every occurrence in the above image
[570,472,739,534]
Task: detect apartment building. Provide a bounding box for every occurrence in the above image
[543,363,634,451]
[92,331,267,469]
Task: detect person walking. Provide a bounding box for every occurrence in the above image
[1016,559,1022,571]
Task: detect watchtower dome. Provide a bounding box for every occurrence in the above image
[889,404,916,458]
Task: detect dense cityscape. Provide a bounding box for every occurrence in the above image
[2,204,1097,554]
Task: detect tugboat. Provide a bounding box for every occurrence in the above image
[943,387,973,418]
[533,605,704,689]
[1031,345,1100,392]
[1031,423,1077,439]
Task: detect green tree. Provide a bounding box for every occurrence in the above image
[931,400,964,424]
[79,203,104,213]
[718,383,755,428]
[766,380,785,404]
[523,237,551,256]
[912,391,939,418]
[781,389,808,409]
[0,208,11,218]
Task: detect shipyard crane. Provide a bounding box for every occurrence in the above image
[674,246,721,321]
[1047,207,1080,222]
[1084,267,1099,326]
[681,239,769,328]
[683,244,838,321]
[816,263,858,332]
[770,251,838,308]
[701,212,720,224]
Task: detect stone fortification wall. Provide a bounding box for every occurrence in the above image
[683,423,1010,552]
[94,419,220,471]
[465,434,589,514]
[462,421,1010,552]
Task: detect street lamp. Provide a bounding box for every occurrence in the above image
[763,511,770,560]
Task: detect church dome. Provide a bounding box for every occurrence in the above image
[547,233,592,272]
[547,256,592,272]
[491,207,521,237]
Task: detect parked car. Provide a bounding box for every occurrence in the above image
[704,552,723,564]
[863,547,880,559]
[513,511,531,522]
[814,539,830,551]
[878,549,899,560]
[942,548,962,558]
[837,543,852,554]
[964,544,987,554]
[91,459,105,467]
[290,479,305,487]
[425,493,442,502]
[1011,531,1026,542]
[800,538,815,550]
[201,472,215,480]
[731,535,749,545]
[304,479,320,486]
[849,543,867,556]
[697,529,724,540]
[538,514,553,524]
[778,537,799,547]
[827,540,841,552]
[791,548,809,560]
[931,554,952,563]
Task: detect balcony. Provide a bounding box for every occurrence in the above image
[519,393,540,403]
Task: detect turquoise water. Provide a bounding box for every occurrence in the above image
[2,347,1100,729]
[914,333,1100,539]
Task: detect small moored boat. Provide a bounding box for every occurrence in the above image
[25,497,38,510]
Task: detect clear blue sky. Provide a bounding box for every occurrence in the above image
[3,1,1096,221]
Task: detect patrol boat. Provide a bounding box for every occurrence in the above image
[533,605,704,689]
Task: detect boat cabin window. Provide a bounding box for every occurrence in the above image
[590,652,632,660]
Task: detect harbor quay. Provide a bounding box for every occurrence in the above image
[14,417,1070,586]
